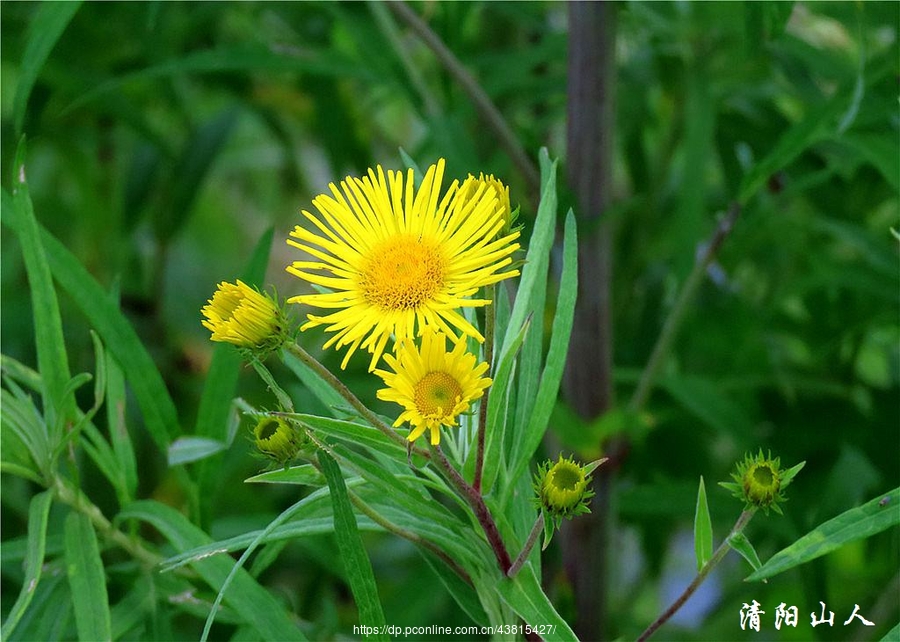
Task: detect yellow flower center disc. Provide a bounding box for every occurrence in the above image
[413,371,462,418]
[360,235,446,311]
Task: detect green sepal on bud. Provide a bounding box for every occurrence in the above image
[720,450,805,515]
[252,416,308,468]
[533,455,606,549]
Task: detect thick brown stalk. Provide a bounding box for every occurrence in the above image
[561,2,617,640]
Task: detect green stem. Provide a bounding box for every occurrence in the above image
[283,342,430,459]
[52,475,161,569]
[432,445,512,573]
[473,284,496,493]
[636,509,756,642]
[507,512,544,578]
[628,202,741,412]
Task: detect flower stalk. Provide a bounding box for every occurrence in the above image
[432,445,512,574]
[507,512,544,578]
[283,342,430,459]
[636,509,756,642]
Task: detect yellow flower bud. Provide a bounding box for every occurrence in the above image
[201,280,288,357]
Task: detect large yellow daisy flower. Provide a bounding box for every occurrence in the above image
[374,328,492,446]
[286,159,520,370]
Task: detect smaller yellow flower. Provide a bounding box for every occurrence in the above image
[201,280,287,354]
[374,328,491,445]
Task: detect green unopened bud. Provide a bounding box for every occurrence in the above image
[721,450,804,515]
[532,455,605,549]
[201,280,291,358]
[253,416,305,466]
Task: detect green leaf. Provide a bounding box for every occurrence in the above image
[880,622,900,641]
[727,531,763,574]
[245,464,324,486]
[11,140,72,444]
[419,551,489,627]
[481,317,531,493]
[506,209,578,491]
[318,450,388,639]
[694,476,714,571]
[64,511,111,641]
[104,344,137,505]
[746,487,900,581]
[119,500,305,641]
[288,413,407,459]
[251,360,294,412]
[1,490,54,640]
[0,200,181,450]
[167,436,228,466]
[500,150,557,359]
[13,1,82,134]
[496,565,578,641]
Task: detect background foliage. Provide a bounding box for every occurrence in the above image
[2,1,898,640]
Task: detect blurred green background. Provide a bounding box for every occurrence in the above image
[2,1,898,640]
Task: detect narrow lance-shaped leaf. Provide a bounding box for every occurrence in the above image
[64,511,112,642]
[0,199,181,450]
[318,450,389,640]
[694,476,713,572]
[746,487,900,582]
[12,140,72,446]
[506,209,578,492]
[1,490,54,640]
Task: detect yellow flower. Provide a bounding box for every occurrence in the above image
[201,280,286,353]
[374,328,491,445]
[286,159,520,370]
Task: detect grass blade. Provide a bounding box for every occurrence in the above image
[13,1,82,134]
[746,487,900,581]
[1,490,54,639]
[693,476,713,572]
[64,511,111,641]
[318,450,388,640]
